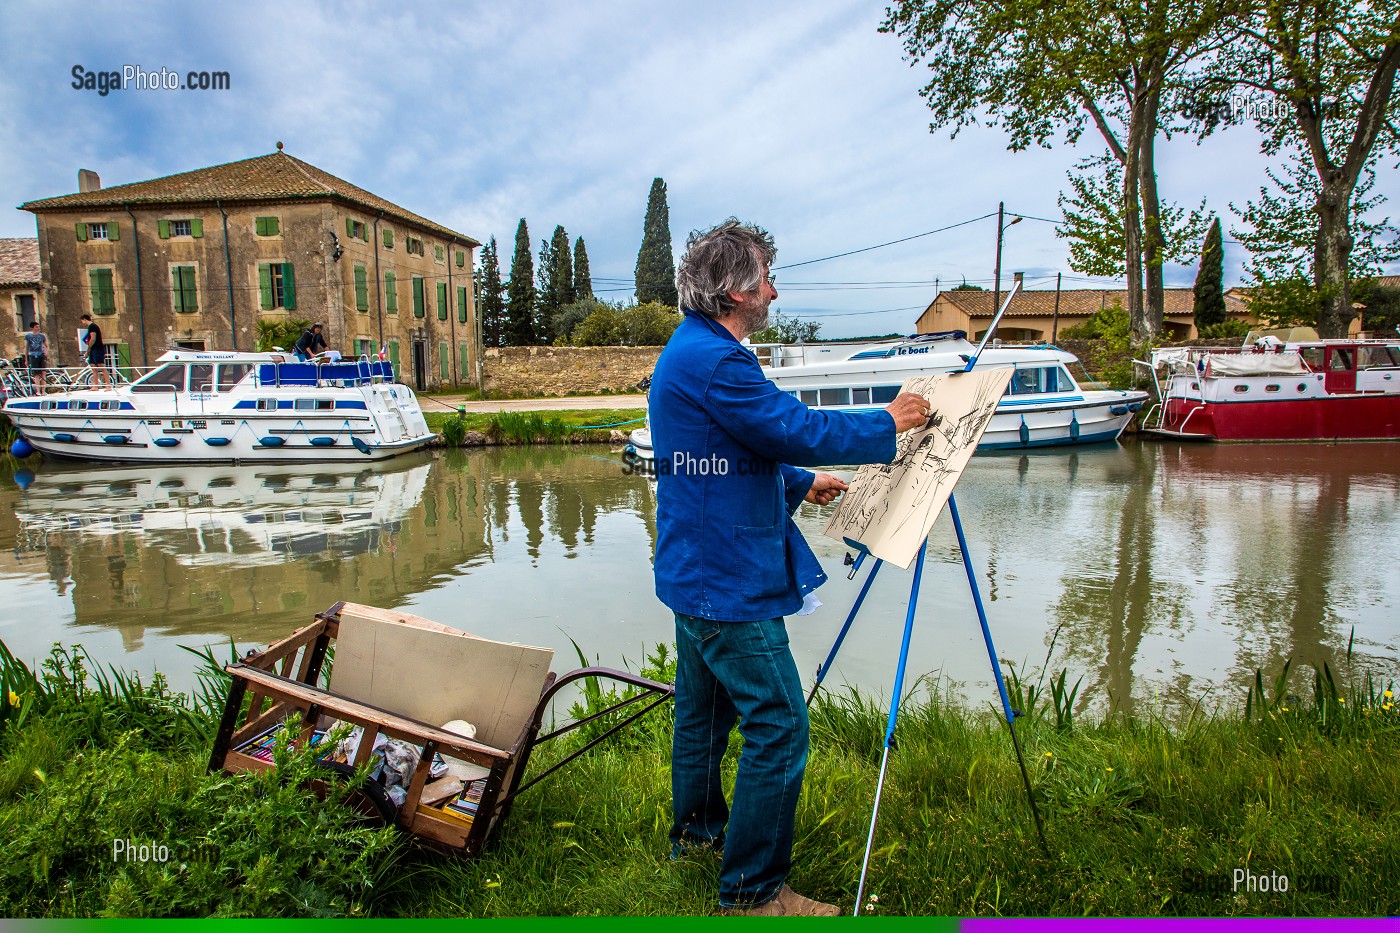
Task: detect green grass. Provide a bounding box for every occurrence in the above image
[424,408,645,446]
[0,638,1395,917]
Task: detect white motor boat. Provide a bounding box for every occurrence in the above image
[624,331,1148,463]
[4,349,434,464]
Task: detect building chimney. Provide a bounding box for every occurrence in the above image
[78,169,101,193]
[1013,272,1024,288]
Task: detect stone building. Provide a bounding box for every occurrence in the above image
[0,238,45,363]
[916,275,1255,341]
[20,149,480,389]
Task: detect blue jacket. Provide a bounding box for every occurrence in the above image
[651,310,897,622]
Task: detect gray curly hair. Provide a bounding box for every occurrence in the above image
[676,219,776,319]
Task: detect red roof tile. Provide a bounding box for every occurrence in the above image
[0,238,40,287]
[21,152,477,246]
[930,287,1250,319]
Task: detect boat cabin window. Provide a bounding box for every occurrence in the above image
[132,364,187,392]
[1300,347,1324,370]
[871,385,900,404]
[294,398,335,411]
[216,363,252,391]
[852,387,871,405]
[799,389,819,405]
[1328,348,1355,371]
[189,364,215,393]
[1358,345,1400,368]
[819,387,851,407]
[1006,365,1075,396]
[255,398,277,411]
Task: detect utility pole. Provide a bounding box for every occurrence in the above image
[993,202,1004,326]
[1051,273,1062,342]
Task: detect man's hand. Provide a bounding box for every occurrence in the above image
[805,472,848,506]
[886,392,932,433]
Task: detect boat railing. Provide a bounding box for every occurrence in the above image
[253,356,395,390]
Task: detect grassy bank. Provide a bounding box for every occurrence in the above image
[423,408,645,446]
[0,639,1395,918]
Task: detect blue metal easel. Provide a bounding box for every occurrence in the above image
[803,282,1049,914]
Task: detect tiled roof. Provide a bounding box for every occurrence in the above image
[0,238,40,287]
[21,151,478,246]
[931,287,1250,319]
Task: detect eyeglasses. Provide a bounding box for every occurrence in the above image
[766,274,777,287]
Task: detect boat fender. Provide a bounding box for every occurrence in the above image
[260,436,286,447]
[9,438,33,459]
[1070,413,1080,441]
[1110,405,1129,416]
[351,436,372,455]
[153,437,180,448]
[310,437,336,447]
[1018,417,1029,446]
[102,435,128,445]
[52,433,77,443]
[204,437,231,447]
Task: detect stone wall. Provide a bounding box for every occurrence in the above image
[483,345,662,397]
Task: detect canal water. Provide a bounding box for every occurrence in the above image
[1,441,1396,715]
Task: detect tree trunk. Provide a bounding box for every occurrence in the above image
[1123,110,1147,343]
[1313,173,1355,337]
[1137,85,1165,341]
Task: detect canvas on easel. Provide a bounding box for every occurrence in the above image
[822,367,1011,569]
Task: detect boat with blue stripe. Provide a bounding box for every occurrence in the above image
[626,331,1148,461]
[3,348,434,464]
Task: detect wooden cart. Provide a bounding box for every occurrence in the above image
[208,601,673,856]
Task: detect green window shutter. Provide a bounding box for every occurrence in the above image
[439,341,449,381]
[383,229,393,248]
[255,217,267,236]
[459,342,470,375]
[90,268,115,315]
[172,267,184,313]
[269,216,280,235]
[412,277,424,317]
[354,264,368,311]
[158,220,170,239]
[456,250,465,268]
[457,285,468,323]
[107,222,119,242]
[282,263,296,310]
[346,218,355,238]
[258,264,273,310]
[190,219,203,238]
[388,340,400,370]
[434,245,444,261]
[385,272,397,313]
[175,266,197,313]
[115,342,132,380]
[89,268,103,311]
[75,222,88,242]
[437,282,448,320]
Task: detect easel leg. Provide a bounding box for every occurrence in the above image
[948,493,1049,855]
[806,556,883,707]
[853,539,926,915]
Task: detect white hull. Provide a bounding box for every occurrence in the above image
[4,350,434,464]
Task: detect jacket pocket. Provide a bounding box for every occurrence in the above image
[731,522,789,601]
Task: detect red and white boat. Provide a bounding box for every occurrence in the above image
[1140,330,1400,442]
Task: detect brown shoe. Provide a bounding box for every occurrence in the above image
[720,884,841,917]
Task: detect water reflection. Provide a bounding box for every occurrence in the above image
[0,442,1395,708]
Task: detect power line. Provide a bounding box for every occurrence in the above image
[772,212,999,271]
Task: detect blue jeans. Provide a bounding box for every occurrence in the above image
[670,612,810,908]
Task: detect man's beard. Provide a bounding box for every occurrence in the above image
[734,296,771,337]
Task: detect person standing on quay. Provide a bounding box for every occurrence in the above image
[23,322,48,381]
[649,219,929,916]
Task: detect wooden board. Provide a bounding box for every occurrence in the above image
[330,603,554,750]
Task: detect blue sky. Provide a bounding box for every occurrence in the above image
[3,0,1396,338]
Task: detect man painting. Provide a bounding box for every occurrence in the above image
[649,219,928,916]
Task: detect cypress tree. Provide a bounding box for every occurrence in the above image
[635,177,678,307]
[505,219,537,346]
[550,225,575,310]
[476,237,506,347]
[535,236,555,344]
[1193,217,1227,329]
[574,237,593,299]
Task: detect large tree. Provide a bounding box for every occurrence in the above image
[635,178,678,307]
[505,219,537,346]
[475,236,507,347]
[883,0,1243,342]
[548,225,576,311]
[1203,0,1400,336]
[1193,217,1227,328]
[574,237,594,299]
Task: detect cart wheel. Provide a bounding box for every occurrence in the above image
[316,760,401,826]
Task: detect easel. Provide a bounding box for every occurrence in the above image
[804,282,1048,914]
